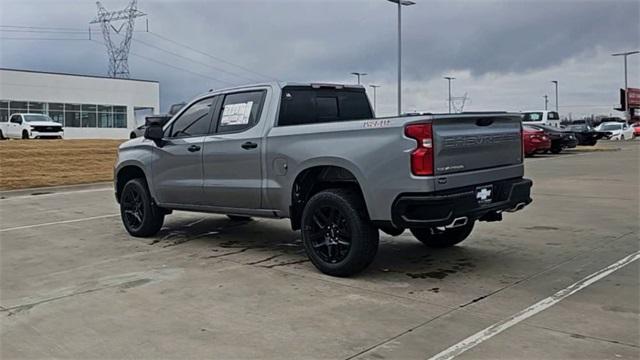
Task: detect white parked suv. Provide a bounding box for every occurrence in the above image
[522,110,562,128]
[0,113,64,139]
[596,122,634,140]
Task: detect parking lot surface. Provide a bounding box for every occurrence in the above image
[1,142,638,359]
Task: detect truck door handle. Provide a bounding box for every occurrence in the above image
[241,142,258,150]
[187,145,201,152]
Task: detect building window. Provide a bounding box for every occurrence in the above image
[1,100,128,129]
[9,101,27,113]
[48,103,64,125]
[98,105,113,128]
[0,101,7,123]
[28,102,45,114]
[113,106,127,128]
[81,104,97,127]
[65,111,81,127]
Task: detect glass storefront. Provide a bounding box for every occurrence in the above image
[1,100,128,128]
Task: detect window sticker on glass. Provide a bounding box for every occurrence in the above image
[221,101,253,126]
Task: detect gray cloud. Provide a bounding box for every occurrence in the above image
[1,0,638,116]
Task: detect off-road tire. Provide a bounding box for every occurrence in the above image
[410,222,475,248]
[21,130,29,139]
[120,178,165,237]
[301,188,379,277]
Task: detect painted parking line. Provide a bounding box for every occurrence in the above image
[428,250,640,360]
[0,214,119,232]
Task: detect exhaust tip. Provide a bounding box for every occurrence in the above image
[446,216,468,229]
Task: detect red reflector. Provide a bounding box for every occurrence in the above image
[405,123,434,176]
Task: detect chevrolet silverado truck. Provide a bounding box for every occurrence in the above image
[114,83,532,276]
[0,113,64,139]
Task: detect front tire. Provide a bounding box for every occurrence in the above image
[120,178,164,237]
[22,130,29,139]
[551,147,562,154]
[410,222,475,248]
[301,188,379,277]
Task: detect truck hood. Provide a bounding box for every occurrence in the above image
[26,121,63,127]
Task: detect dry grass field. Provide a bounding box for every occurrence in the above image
[0,139,124,190]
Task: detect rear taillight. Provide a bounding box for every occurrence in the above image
[405,123,434,176]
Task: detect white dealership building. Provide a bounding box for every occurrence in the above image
[0,68,159,139]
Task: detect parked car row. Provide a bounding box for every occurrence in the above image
[595,122,635,141]
[522,124,578,156]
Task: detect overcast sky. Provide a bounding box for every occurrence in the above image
[1,0,639,117]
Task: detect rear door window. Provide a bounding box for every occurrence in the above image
[214,90,266,134]
[278,87,372,126]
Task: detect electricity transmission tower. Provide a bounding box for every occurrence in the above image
[451,93,470,113]
[90,0,146,78]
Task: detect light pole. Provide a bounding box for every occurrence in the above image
[369,84,381,115]
[351,72,368,85]
[387,0,416,116]
[551,80,559,113]
[612,50,639,121]
[544,95,549,110]
[444,76,455,114]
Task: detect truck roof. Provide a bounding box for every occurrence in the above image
[193,82,366,99]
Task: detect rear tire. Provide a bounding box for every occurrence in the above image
[410,222,475,248]
[301,188,379,277]
[0,130,5,140]
[227,215,252,221]
[120,178,164,237]
[130,132,137,139]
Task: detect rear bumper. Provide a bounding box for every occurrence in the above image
[391,177,532,228]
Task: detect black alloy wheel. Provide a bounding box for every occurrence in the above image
[301,188,379,277]
[307,204,352,264]
[119,178,164,237]
[122,184,145,231]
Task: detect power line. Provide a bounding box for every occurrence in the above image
[144,31,278,81]
[1,22,279,82]
[0,29,87,34]
[0,24,86,31]
[98,28,256,83]
[0,37,89,41]
[89,39,234,85]
[2,35,235,85]
[131,37,257,83]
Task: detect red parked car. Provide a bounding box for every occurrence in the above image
[523,125,551,156]
[632,122,640,137]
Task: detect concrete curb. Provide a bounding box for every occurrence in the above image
[0,182,112,199]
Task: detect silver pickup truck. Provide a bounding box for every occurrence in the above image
[115,83,532,276]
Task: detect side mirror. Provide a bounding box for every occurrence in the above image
[144,122,165,145]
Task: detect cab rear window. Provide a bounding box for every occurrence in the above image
[278,86,372,126]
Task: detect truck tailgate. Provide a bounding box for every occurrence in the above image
[432,114,522,177]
